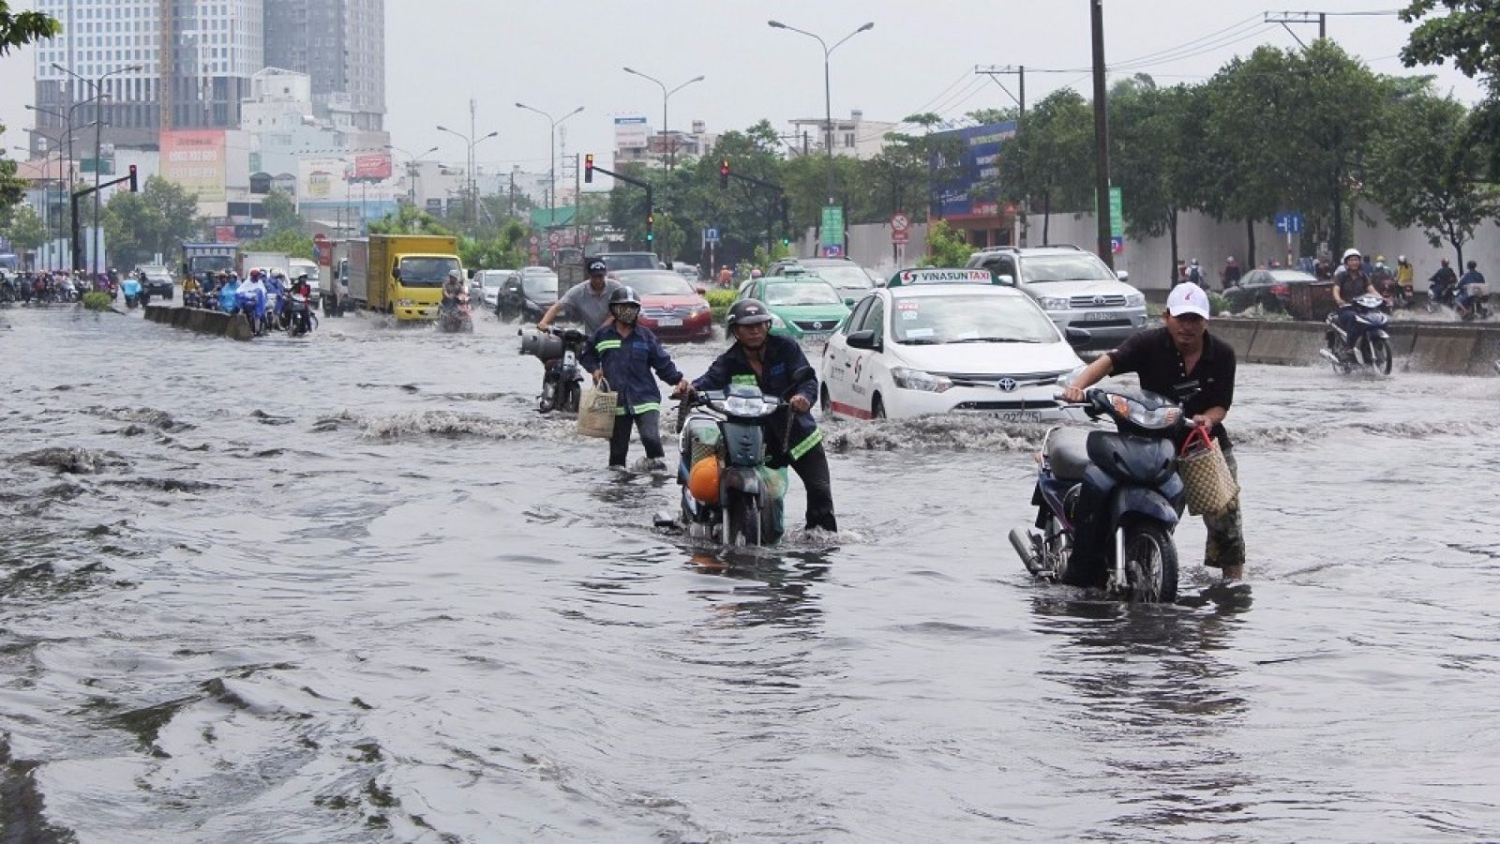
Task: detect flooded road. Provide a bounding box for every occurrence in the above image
[2,305,1498,842]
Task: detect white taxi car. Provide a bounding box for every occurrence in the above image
[820,268,1087,421]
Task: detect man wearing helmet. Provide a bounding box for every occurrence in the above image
[681,299,838,533]
[580,287,691,469]
[1429,258,1458,307]
[539,259,621,333]
[1331,248,1380,359]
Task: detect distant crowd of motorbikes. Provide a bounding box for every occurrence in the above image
[0,269,114,305]
[182,269,320,337]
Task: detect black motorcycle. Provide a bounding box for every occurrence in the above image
[1320,294,1392,375]
[1011,388,1186,603]
[520,326,587,414]
[284,292,317,336]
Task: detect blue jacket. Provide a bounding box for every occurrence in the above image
[580,323,684,417]
[693,335,822,464]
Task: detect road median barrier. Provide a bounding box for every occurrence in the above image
[1213,316,1498,375]
[145,305,252,341]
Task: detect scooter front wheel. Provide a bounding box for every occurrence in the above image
[1119,520,1178,603]
[725,491,762,547]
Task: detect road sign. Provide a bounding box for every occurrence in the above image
[704,227,720,243]
[892,229,909,244]
[890,212,910,233]
[1110,235,1125,255]
[529,234,540,246]
[547,231,561,248]
[820,205,844,247]
[822,244,843,258]
[1109,187,1124,238]
[1275,212,1304,234]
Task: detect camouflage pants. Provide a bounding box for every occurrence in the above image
[1201,449,1245,569]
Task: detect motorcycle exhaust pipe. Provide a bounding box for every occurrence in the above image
[1010,527,1042,574]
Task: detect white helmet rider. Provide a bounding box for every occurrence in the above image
[1342,248,1361,264]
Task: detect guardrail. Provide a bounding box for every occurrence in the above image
[144,305,254,341]
[1212,317,1499,376]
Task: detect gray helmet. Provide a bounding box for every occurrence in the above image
[726,298,773,329]
[609,286,640,307]
[609,286,641,324]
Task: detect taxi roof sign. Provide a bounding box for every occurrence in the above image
[887,267,998,288]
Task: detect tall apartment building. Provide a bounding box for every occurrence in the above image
[263,0,384,132]
[30,0,265,152]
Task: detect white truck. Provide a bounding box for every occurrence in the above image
[240,251,292,280]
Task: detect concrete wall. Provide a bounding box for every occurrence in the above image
[1213,317,1499,376]
[794,223,929,278]
[145,305,253,341]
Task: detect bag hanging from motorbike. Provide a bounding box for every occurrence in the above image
[575,378,618,439]
[1177,426,1239,516]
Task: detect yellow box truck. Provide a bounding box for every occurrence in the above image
[348,234,462,321]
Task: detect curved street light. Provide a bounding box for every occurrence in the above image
[514,103,584,216]
[386,144,439,207]
[622,69,705,170]
[768,20,873,203]
[52,63,143,272]
[437,125,499,228]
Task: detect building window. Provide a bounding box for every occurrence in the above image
[844,133,855,148]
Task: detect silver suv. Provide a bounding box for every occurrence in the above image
[964,245,1148,348]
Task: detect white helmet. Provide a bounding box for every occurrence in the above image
[1342,248,1361,263]
[1398,255,1407,263]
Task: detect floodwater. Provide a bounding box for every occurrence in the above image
[1,303,1498,843]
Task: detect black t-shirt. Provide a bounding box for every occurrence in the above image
[1107,326,1237,449]
[1334,268,1371,303]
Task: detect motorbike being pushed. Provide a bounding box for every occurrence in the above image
[519,326,587,413]
[670,377,809,547]
[438,292,474,333]
[1320,294,1392,375]
[1010,388,1186,603]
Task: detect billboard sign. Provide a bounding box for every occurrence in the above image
[614,116,650,150]
[353,153,393,181]
[160,130,227,202]
[930,120,1016,219]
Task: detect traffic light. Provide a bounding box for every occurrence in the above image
[719,159,729,189]
[645,212,655,243]
[584,153,594,184]
[128,164,138,192]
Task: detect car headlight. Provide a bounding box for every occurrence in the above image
[693,304,710,315]
[397,298,414,307]
[1125,293,1145,307]
[1056,365,1086,386]
[770,313,786,329]
[890,367,953,393]
[1038,296,1070,311]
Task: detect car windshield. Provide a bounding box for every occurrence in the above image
[762,280,842,306]
[397,256,461,287]
[481,274,509,290]
[1020,254,1115,283]
[801,265,872,290]
[618,272,695,296]
[523,274,558,297]
[602,254,657,271]
[892,294,1060,345]
[192,256,235,273]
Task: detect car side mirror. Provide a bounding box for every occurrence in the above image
[1115,270,1130,283]
[391,268,401,280]
[1065,326,1093,348]
[847,329,881,351]
[695,286,706,295]
[467,269,476,280]
[996,274,1016,286]
[844,297,856,307]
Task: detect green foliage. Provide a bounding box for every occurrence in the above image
[1207,292,1230,317]
[101,176,205,268]
[999,90,1095,216]
[240,228,313,259]
[260,188,303,236]
[458,220,529,270]
[1401,0,1500,79]
[920,220,972,267]
[368,205,453,236]
[2,202,45,250]
[81,291,112,311]
[0,3,60,55]
[705,289,737,323]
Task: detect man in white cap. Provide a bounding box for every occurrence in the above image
[1062,282,1245,582]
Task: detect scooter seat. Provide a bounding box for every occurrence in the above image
[1046,427,1093,481]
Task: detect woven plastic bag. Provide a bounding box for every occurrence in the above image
[575,379,618,439]
[1178,426,1239,516]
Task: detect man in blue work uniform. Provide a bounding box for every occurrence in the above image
[684,299,838,533]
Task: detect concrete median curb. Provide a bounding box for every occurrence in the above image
[145,305,253,342]
[1213,317,1498,375]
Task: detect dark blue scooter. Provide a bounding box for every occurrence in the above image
[1011,388,1186,602]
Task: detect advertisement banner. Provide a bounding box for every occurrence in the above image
[160,130,227,202]
[930,120,1017,219]
[299,157,345,201]
[353,153,393,181]
[614,116,650,150]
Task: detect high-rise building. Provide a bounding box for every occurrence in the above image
[30,0,265,152]
[263,0,385,132]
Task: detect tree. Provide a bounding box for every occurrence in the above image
[1370,91,1500,266]
[260,188,303,236]
[1402,1,1500,175]
[368,205,453,236]
[921,220,971,267]
[0,3,59,55]
[101,176,205,268]
[997,90,1093,244]
[240,228,313,259]
[1,203,45,251]
[1110,78,1199,276]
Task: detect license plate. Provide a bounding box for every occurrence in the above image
[656,317,682,327]
[999,410,1043,423]
[1084,311,1112,322]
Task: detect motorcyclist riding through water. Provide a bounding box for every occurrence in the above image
[1331,248,1382,359]
[442,269,466,308]
[678,299,838,533]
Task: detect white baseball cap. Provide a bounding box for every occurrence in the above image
[1166,282,1211,320]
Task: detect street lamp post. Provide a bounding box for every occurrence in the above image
[767,20,873,201]
[622,69,705,170]
[436,125,498,229]
[53,63,142,273]
[515,103,584,218]
[28,97,102,269]
[386,144,439,209]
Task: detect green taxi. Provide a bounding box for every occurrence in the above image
[734,273,852,340]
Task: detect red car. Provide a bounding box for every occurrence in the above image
[610,269,714,342]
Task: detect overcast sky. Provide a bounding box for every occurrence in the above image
[0,0,1486,178]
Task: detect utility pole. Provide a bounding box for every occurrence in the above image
[1090,0,1114,270]
[975,64,1027,245]
[1264,11,1325,48]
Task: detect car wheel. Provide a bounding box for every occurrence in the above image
[820,385,831,414]
[872,394,886,420]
